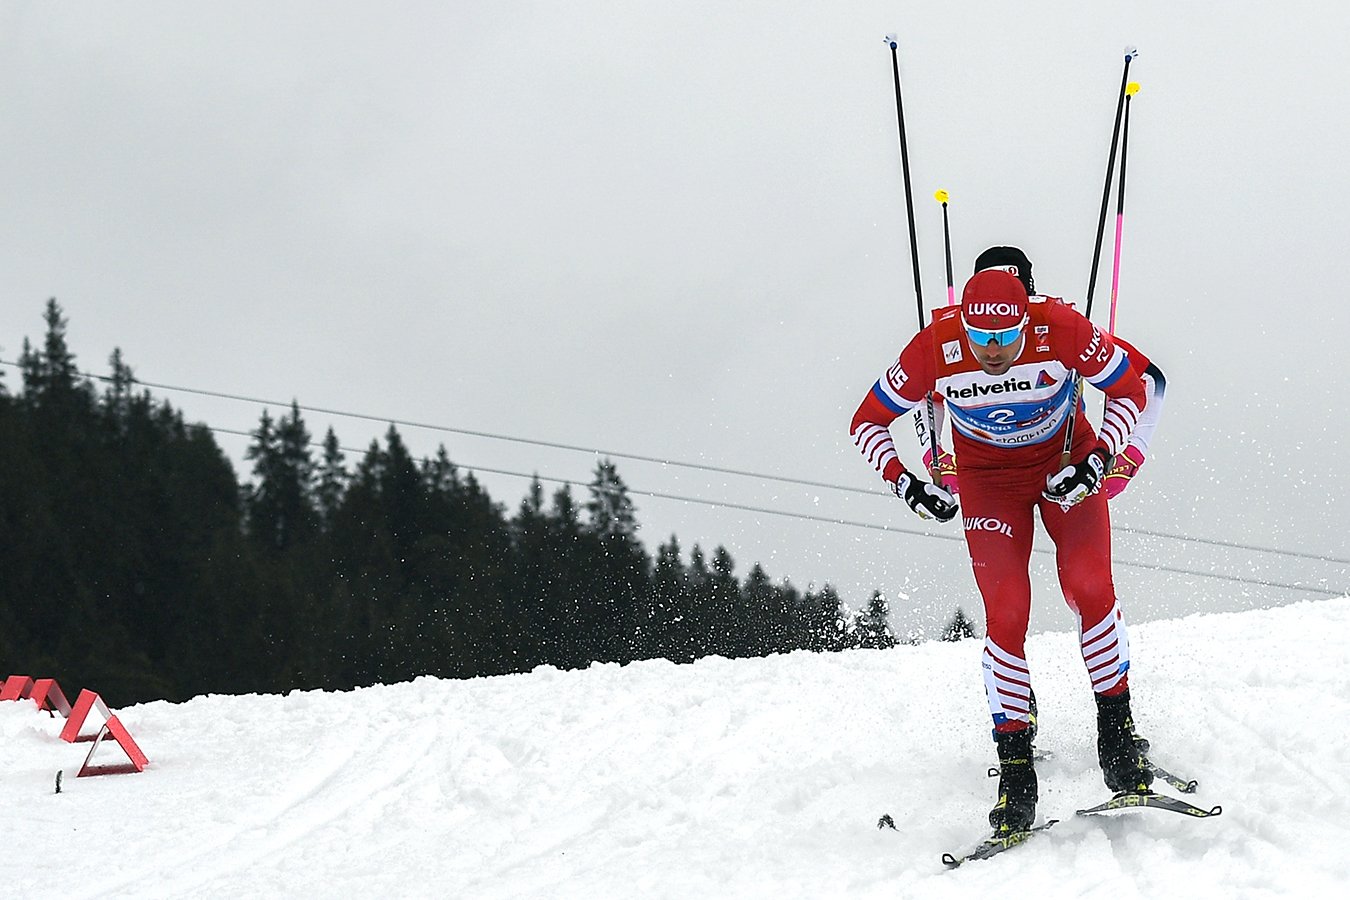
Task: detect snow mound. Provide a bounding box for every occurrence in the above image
[4,597,1348,898]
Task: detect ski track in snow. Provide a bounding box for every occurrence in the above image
[4,597,1349,899]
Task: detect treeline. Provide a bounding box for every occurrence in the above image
[1,301,907,706]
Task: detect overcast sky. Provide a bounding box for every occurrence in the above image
[2,1,1346,638]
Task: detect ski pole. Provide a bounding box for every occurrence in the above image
[1059,46,1137,468]
[884,34,941,478]
[936,190,955,305]
[1084,46,1137,317]
[1108,83,1140,335]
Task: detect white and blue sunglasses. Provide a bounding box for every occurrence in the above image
[962,314,1028,347]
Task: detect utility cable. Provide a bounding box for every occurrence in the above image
[6,357,1347,568]
[212,426,1348,600]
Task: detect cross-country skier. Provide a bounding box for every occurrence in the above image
[849,247,1160,836]
[929,248,1168,503]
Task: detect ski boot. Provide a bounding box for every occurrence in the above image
[1095,689,1154,794]
[988,727,1038,834]
[1131,719,1151,756]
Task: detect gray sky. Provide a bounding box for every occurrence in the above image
[3,1,1347,638]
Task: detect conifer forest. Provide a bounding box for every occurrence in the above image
[0,301,930,706]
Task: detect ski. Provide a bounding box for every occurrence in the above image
[1076,790,1221,818]
[1142,755,1198,794]
[940,819,1059,868]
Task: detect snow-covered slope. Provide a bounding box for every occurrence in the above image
[5,597,1349,898]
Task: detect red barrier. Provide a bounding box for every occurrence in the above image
[30,679,73,717]
[77,716,150,777]
[12,681,151,777]
[1,675,35,701]
[60,690,114,743]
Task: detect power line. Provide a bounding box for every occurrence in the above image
[213,425,1348,600]
[6,358,1349,570]
[183,375,1350,570]
[106,368,870,494]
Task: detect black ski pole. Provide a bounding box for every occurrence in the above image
[1085,45,1138,316]
[1059,45,1137,469]
[884,34,941,478]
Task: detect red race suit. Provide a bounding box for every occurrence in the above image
[851,297,1148,731]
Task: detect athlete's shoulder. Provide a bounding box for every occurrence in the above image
[879,324,938,400]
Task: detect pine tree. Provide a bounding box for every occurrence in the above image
[102,348,136,430]
[316,427,347,529]
[506,477,552,670]
[943,606,976,641]
[546,484,593,670]
[422,445,459,499]
[378,426,426,552]
[854,591,898,649]
[21,300,89,408]
[643,536,687,661]
[742,563,787,656]
[244,410,283,549]
[705,546,742,658]
[273,402,319,548]
[586,458,637,538]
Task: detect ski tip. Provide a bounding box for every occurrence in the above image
[1126,82,1141,96]
[934,189,949,204]
[941,852,961,868]
[1124,44,1139,60]
[884,33,899,49]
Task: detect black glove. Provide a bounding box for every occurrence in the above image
[1043,448,1111,507]
[892,472,958,522]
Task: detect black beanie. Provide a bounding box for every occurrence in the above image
[974,246,1035,296]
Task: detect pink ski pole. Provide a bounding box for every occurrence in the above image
[1109,82,1140,334]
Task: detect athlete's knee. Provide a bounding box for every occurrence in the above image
[1058,568,1114,615]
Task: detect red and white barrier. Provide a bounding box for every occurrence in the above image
[30,678,73,716]
[60,690,115,743]
[78,716,150,777]
[4,677,149,777]
[1,675,35,701]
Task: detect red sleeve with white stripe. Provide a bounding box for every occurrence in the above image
[849,329,937,483]
[1051,304,1147,459]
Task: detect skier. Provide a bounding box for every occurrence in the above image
[849,249,1157,836]
[924,246,1167,501]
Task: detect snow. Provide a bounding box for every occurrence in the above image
[5,596,1349,898]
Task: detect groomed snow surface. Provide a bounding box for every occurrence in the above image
[5,597,1349,899]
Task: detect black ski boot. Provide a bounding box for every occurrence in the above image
[1095,689,1154,794]
[1132,721,1151,755]
[988,727,1038,834]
